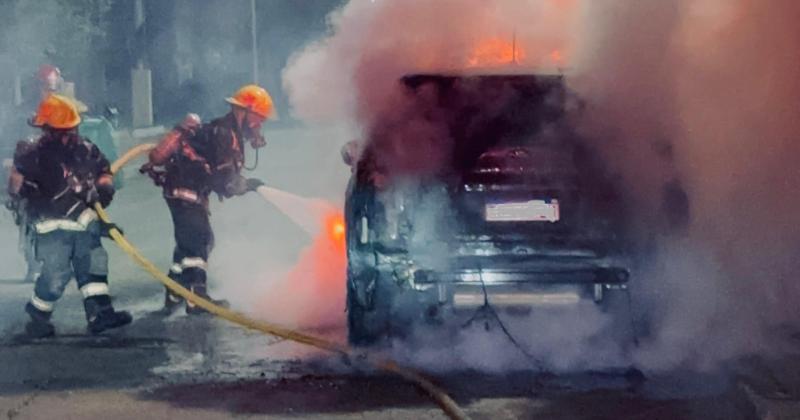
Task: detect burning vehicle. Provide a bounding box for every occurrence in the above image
[342,72,649,346]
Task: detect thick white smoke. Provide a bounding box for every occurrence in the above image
[283,0,578,123]
[571,0,800,370]
[282,0,800,372]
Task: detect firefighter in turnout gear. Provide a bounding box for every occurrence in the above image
[5,138,41,283]
[4,64,67,284]
[143,85,271,314]
[10,95,132,338]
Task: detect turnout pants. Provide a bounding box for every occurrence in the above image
[27,222,114,323]
[19,221,40,281]
[166,198,214,299]
[11,202,41,282]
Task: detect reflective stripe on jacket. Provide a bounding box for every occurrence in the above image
[34,208,97,234]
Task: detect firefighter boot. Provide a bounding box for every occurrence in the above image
[161,269,185,314]
[185,283,230,315]
[24,302,55,338]
[163,288,183,313]
[84,295,132,335]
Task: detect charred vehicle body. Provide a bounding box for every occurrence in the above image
[344,73,638,346]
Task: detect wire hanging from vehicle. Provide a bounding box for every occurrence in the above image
[462,268,548,372]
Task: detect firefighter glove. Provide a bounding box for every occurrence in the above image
[140,163,166,187]
[224,176,250,197]
[246,177,264,192]
[4,199,17,212]
[97,183,115,208]
[250,134,267,149]
[100,220,123,238]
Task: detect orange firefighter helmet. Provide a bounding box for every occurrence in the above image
[225,84,274,119]
[32,94,82,129]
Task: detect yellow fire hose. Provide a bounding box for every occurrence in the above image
[100,143,469,420]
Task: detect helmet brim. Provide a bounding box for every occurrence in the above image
[225,97,244,108]
[30,116,81,129]
[226,97,272,119]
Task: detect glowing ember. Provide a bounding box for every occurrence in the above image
[467,38,524,67]
[550,49,564,65]
[328,213,346,244]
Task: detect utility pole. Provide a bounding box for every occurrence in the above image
[251,0,258,84]
[134,0,145,67]
[132,0,153,128]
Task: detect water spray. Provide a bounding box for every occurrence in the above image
[255,185,340,236]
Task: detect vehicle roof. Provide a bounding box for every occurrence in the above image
[400,72,565,90]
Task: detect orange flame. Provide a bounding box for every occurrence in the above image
[467,38,525,67]
[259,208,347,330]
[550,49,564,65]
[327,212,346,246]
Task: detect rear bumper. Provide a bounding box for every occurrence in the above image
[412,265,629,286]
[405,264,629,309]
[351,248,631,309]
[451,284,586,308]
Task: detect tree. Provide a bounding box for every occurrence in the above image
[0,0,112,96]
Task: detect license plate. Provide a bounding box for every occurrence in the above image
[485,199,560,222]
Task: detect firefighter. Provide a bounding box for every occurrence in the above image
[4,64,66,283]
[143,84,271,314]
[36,64,63,100]
[10,94,132,338]
[5,138,41,283]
